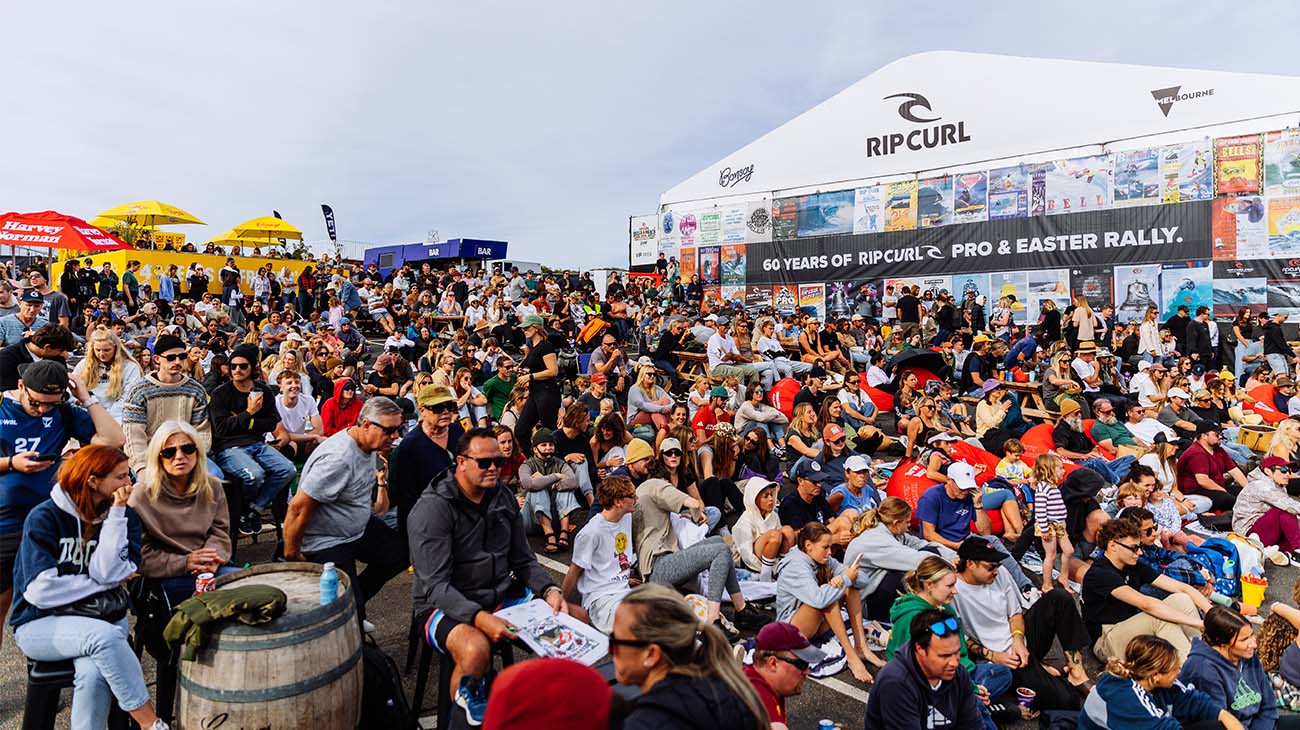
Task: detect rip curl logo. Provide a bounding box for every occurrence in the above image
[1150,85,1214,117]
[884,92,940,123]
[922,245,944,260]
[718,164,754,188]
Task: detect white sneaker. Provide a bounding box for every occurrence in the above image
[362,619,376,634]
[1019,586,1042,610]
[1263,545,1291,567]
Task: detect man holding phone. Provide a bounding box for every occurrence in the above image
[0,360,124,649]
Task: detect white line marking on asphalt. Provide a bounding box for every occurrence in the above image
[535,552,872,706]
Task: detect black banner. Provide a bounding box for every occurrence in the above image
[321,204,338,242]
[272,210,287,245]
[745,200,1213,284]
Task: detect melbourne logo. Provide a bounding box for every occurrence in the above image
[718,164,754,188]
[1150,85,1214,117]
[867,92,970,158]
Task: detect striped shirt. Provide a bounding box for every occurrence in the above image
[1033,481,1068,531]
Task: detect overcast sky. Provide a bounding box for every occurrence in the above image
[2,2,1296,268]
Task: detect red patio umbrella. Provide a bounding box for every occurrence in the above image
[0,210,131,252]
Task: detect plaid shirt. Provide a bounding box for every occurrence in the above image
[1139,544,1208,587]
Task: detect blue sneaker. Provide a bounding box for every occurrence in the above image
[455,675,488,726]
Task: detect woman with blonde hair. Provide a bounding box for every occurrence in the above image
[128,420,232,605]
[1079,635,1243,730]
[452,366,489,427]
[1071,294,1096,346]
[74,325,143,419]
[1138,434,1209,515]
[785,402,822,461]
[845,497,956,620]
[430,351,457,388]
[183,345,206,381]
[1138,306,1162,363]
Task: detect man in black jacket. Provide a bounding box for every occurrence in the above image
[865,608,985,730]
[1186,306,1213,365]
[408,428,565,726]
[1164,305,1191,355]
[1264,310,1293,378]
[210,344,296,536]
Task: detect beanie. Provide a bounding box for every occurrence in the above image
[624,437,654,465]
[152,333,186,356]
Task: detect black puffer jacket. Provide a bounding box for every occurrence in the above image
[623,673,761,730]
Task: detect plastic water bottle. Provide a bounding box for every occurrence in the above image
[320,562,339,605]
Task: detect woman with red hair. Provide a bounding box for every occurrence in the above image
[10,445,170,729]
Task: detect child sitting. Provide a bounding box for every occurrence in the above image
[732,478,789,581]
[995,438,1032,500]
[1032,453,1074,595]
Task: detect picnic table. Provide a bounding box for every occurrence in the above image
[430,315,465,334]
[1000,379,1057,422]
[674,351,710,382]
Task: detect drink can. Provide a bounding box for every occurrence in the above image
[195,572,215,594]
[818,722,836,730]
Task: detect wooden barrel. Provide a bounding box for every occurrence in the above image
[177,563,363,730]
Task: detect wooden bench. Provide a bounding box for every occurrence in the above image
[675,351,710,383]
[1000,380,1058,424]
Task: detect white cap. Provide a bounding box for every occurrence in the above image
[844,455,872,472]
[1167,387,1192,400]
[927,432,960,445]
[1137,360,1151,372]
[949,462,979,491]
[705,314,719,322]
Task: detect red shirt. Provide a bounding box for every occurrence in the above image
[1176,440,1236,493]
[691,406,718,436]
[743,664,786,725]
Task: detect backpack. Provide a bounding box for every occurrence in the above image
[360,637,416,730]
[1187,536,1242,598]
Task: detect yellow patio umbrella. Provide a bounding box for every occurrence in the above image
[231,216,303,244]
[97,200,206,227]
[88,216,125,230]
[206,229,260,247]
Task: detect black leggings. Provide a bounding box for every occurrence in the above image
[698,476,745,516]
[516,385,560,453]
[864,570,905,621]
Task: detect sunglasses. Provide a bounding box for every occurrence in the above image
[773,654,811,672]
[368,422,406,436]
[230,362,252,371]
[26,395,65,411]
[159,352,186,362]
[929,616,960,637]
[1274,466,1293,474]
[829,437,846,445]
[1143,526,1158,536]
[160,443,198,459]
[1115,542,1142,553]
[608,635,652,650]
[661,449,682,458]
[422,402,457,414]
[465,455,510,470]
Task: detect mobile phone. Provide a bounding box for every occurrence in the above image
[30,454,58,463]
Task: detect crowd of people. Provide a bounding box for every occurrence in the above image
[5,250,1300,730]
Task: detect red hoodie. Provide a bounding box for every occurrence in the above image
[320,378,362,436]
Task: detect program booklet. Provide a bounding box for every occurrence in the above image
[494,598,608,666]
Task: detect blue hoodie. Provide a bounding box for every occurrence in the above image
[1178,638,1278,730]
[1079,672,1221,730]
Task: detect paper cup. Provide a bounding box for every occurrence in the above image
[1016,687,1037,709]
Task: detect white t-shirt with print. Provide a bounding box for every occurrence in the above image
[276,394,319,435]
[572,512,636,602]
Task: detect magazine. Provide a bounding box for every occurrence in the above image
[494,599,608,666]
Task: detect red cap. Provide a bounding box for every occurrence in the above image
[1262,456,1292,471]
[822,423,845,441]
[483,658,611,730]
[590,373,608,385]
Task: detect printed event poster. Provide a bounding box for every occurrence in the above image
[677,211,698,246]
[721,204,747,244]
[697,245,720,285]
[720,244,746,286]
[797,284,824,318]
[1268,196,1300,257]
[745,200,773,244]
[951,273,990,303]
[1113,148,1161,207]
[1044,155,1113,216]
[720,285,745,306]
[853,184,884,234]
[917,175,953,228]
[1265,129,1300,197]
[698,209,722,246]
[678,247,696,283]
[495,599,607,666]
[773,284,799,314]
[988,271,1029,315]
[1114,264,1163,321]
[1267,275,1300,323]
[952,172,988,223]
[884,180,918,231]
[771,198,799,240]
[1070,266,1114,311]
[1215,134,1263,195]
[796,190,854,237]
[1212,261,1267,318]
[988,165,1029,220]
[702,285,721,305]
[745,284,773,309]
[1029,163,1050,217]
[1160,140,1214,203]
[917,276,951,298]
[1025,269,1070,323]
[659,209,679,254]
[1211,196,1269,261]
[629,214,658,267]
[1160,263,1213,316]
[825,281,856,318]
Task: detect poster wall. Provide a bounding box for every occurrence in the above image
[951,272,991,303]
[1070,265,1114,311]
[720,244,747,286]
[1266,129,1300,197]
[1268,196,1300,257]
[918,175,953,228]
[745,285,773,309]
[1216,134,1264,195]
[678,247,696,283]
[988,272,1029,317]
[884,180,918,231]
[1212,260,1268,318]
[1160,262,1214,315]
[773,284,799,314]
[1114,148,1161,207]
[772,198,799,240]
[678,211,698,247]
[698,245,720,285]
[698,210,722,245]
[1044,156,1113,215]
[630,215,658,266]
[721,205,747,244]
[953,172,989,223]
[798,284,824,318]
[1025,269,1071,323]
[1114,264,1163,321]
[797,191,854,237]
[1211,196,1268,261]
[853,185,884,234]
[1161,140,1214,203]
[745,201,773,244]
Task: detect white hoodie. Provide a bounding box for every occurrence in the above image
[731,478,781,571]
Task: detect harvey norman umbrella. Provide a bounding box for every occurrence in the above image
[0,211,131,252]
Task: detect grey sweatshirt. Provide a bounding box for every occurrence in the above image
[627,384,673,422]
[845,524,957,594]
[775,547,846,623]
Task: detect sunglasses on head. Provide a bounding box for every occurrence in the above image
[929,616,960,637]
[465,455,509,470]
[160,443,198,459]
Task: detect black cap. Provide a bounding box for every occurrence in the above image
[956,536,1005,563]
[19,289,42,305]
[17,360,68,395]
[152,334,186,356]
[1195,420,1221,436]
